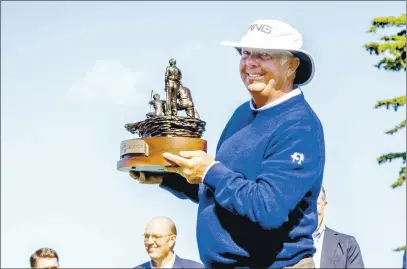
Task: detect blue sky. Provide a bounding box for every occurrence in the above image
[1,1,406,268]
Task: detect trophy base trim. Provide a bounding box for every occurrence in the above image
[119,165,167,173]
[117,136,207,173]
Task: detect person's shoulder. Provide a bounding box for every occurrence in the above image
[133,260,150,269]
[234,100,251,114]
[277,98,324,138]
[178,257,205,268]
[285,97,321,123]
[326,226,360,243]
[302,94,323,123]
[223,100,251,123]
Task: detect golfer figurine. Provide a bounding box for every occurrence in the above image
[177,84,195,118]
[164,58,182,116]
[146,93,166,118]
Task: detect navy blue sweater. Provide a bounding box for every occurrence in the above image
[160,92,325,268]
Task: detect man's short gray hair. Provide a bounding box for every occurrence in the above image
[278,51,297,80]
[279,50,294,65]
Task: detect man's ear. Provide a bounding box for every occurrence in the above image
[170,235,177,245]
[287,57,300,77]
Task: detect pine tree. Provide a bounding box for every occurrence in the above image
[365,14,406,253]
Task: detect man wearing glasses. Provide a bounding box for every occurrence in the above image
[135,216,204,268]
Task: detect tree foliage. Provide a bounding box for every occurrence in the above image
[394,245,407,252]
[365,14,406,71]
[365,14,406,190]
[365,14,406,253]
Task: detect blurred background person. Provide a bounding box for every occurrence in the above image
[314,186,365,268]
[30,247,59,269]
[135,216,203,268]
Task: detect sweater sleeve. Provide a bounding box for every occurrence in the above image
[158,101,252,205]
[203,121,324,230]
[159,173,200,203]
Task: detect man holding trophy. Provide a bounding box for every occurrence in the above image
[128,19,325,268]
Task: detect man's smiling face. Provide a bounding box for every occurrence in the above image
[239,48,298,94]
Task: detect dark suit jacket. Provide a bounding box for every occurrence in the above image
[135,254,204,268]
[321,227,364,268]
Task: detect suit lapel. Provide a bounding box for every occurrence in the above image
[320,227,339,268]
[172,255,183,268]
[139,261,151,268]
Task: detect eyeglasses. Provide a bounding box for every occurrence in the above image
[143,233,174,242]
[241,49,291,61]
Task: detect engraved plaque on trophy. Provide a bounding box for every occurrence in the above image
[117,58,207,173]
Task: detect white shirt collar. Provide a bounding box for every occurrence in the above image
[313,223,326,269]
[150,253,176,268]
[250,87,302,111]
[313,223,326,239]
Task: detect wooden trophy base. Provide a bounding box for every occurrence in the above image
[117,137,207,173]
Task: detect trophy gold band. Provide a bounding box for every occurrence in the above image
[117,58,207,173]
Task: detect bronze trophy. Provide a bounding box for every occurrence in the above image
[117,59,207,173]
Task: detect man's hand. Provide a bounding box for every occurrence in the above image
[129,171,163,185]
[162,151,215,184]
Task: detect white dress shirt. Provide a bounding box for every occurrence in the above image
[312,223,326,268]
[249,87,302,111]
[150,253,176,268]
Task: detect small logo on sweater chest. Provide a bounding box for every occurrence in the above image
[291,152,304,164]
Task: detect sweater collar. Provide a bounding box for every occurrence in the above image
[250,87,302,112]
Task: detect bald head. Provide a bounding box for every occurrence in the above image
[144,217,177,263]
[145,216,177,236]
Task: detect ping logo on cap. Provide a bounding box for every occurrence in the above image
[248,23,272,34]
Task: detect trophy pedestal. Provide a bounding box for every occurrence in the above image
[117,137,207,173]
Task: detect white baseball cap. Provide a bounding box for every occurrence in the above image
[220,20,315,86]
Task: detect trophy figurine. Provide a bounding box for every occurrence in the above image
[117,59,207,173]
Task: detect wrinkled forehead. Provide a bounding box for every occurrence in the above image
[145,222,172,235]
[241,48,293,56]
